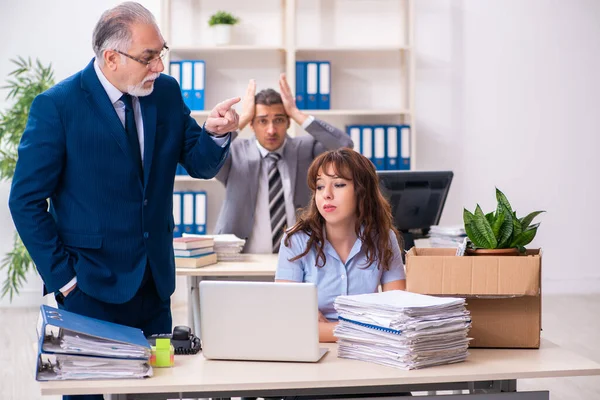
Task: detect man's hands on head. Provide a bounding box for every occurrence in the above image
[238,75,309,131]
[238,79,256,131]
[279,73,307,125]
[205,97,241,136]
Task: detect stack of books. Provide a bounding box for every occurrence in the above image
[183,234,245,261]
[173,236,217,268]
[428,225,467,248]
[333,290,471,370]
[36,305,152,381]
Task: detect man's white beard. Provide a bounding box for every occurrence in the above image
[127,73,160,97]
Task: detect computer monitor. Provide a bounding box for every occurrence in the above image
[377,170,454,251]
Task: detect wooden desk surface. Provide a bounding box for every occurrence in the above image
[39,341,600,397]
[176,253,278,277]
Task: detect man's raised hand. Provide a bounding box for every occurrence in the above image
[205,97,241,136]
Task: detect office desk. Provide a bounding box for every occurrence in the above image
[176,254,278,336]
[39,341,600,399]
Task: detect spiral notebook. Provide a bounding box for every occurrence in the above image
[338,316,402,335]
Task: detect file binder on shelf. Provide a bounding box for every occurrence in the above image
[347,125,361,154]
[318,61,331,109]
[361,126,374,167]
[399,124,411,170]
[169,61,181,87]
[173,191,182,238]
[305,61,319,109]
[385,125,399,170]
[192,60,205,111]
[194,191,207,234]
[182,192,195,234]
[295,61,306,109]
[180,60,194,110]
[373,125,386,170]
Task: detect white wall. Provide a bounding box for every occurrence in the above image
[1,0,599,306]
[415,0,600,294]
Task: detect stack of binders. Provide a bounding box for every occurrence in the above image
[333,290,471,370]
[169,60,205,111]
[296,60,330,110]
[173,190,207,238]
[36,305,152,381]
[173,236,217,268]
[346,124,411,171]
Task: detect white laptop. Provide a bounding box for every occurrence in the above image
[199,281,329,362]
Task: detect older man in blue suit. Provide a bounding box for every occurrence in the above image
[8,0,237,380]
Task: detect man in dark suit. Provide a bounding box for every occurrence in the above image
[8,5,237,397]
[214,74,353,253]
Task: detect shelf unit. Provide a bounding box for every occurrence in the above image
[161,0,415,164]
[161,0,415,233]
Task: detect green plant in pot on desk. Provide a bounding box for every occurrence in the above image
[463,188,544,255]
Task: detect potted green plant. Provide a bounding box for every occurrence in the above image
[0,57,55,300]
[208,10,239,46]
[463,188,544,255]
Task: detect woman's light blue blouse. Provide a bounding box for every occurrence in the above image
[275,229,406,320]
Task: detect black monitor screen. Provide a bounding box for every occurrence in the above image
[377,170,454,234]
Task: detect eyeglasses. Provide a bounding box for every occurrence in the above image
[114,44,169,69]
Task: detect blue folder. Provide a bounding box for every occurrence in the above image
[37,305,150,358]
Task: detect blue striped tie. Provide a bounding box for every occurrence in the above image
[267,153,286,252]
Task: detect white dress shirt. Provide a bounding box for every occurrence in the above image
[244,116,315,254]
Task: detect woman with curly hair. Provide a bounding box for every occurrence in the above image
[276,148,406,342]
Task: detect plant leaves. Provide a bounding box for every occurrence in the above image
[520,210,545,230]
[485,212,494,226]
[496,188,513,214]
[472,204,497,249]
[463,208,475,225]
[510,226,538,248]
[0,57,52,300]
[1,233,35,300]
[512,211,522,239]
[491,205,505,238]
[465,222,486,248]
[496,204,514,248]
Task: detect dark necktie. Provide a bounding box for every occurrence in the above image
[267,153,286,253]
[120,94,143,178]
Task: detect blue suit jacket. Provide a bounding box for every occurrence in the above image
[8,59,229,303]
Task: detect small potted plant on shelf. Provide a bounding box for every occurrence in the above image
[463,188,544,255]
[208,10,239,46]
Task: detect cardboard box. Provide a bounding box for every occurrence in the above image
[405,247,542,349]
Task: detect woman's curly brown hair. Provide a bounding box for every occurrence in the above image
[284,148,402,270]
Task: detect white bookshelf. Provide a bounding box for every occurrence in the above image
[162,0,416,233]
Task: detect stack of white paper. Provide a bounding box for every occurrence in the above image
[334,290,471,370]
[429,224,467,247]
[183,233,246,261]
